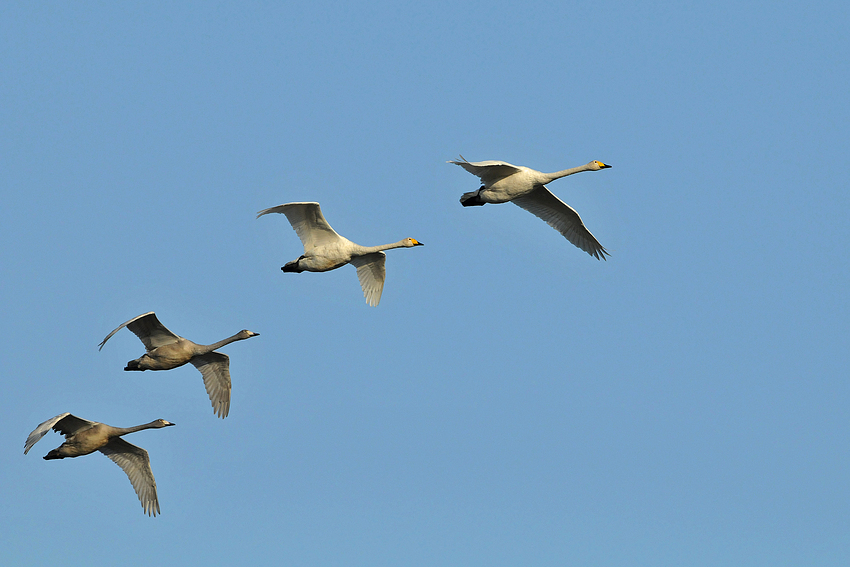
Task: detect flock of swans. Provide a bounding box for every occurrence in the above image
[24,156,612,515]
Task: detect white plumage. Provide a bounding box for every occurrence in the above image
[258,202,423,306]
[450,156,612,259]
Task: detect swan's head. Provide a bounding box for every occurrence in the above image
[590,160,612,170]
[403,238,424,247]
[238,330,260,340]
[153,419,176,428]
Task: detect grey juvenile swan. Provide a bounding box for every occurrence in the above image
[450,156,612,259]
[24,413,175,516]
[257,202,423,306]
[99,312,259,418]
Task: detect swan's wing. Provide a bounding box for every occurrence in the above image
[24,413,95,454]
[52,414,98,437]
[98,312,180,352]
[512,187,609,260]
[350,252,386,307]
[190,352,231,418]
[257,202,342,252]
[449,155,522,184]
[98,437,160,516]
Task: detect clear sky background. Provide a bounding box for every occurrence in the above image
[2,1,848,565]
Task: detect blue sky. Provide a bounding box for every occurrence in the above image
[2,1,848,565]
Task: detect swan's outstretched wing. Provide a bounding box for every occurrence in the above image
[449,155,522,185]
[512,187,609,260]
[190,352,231,418]
[24,413,95,454]
[98,437,161,516]
[350,252,386,307]
[98,312,180,352]
[257,202,342,252]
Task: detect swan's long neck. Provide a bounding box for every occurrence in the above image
[201,332,249,353]
[356,240,410,255]
[111,421,166,436]
[540,164,595,184]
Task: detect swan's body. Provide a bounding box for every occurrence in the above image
[24,413,175,516]
[257,202,423,306]
[450,156,612,260]
[99,312,259,418]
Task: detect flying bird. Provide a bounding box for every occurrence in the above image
[24,413,175,516]
[99,312,259,418]
[257,202,423,306]
[450,156,611,259]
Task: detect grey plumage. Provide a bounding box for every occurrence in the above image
[24,413,175,516]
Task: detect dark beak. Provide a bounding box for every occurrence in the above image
[601,163,612,169]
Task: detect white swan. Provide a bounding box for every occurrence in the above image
[257,202,423,306]
[24,413,175,516]
[99,312,259,418]
[450,156,611,260]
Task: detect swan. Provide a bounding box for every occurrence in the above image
[450,155,612,260]
[257,202,424,306]
[24,413,175,516]
[98,312,259,418]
